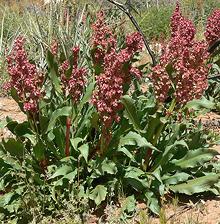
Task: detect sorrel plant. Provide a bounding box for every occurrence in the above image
[0,4,220,223]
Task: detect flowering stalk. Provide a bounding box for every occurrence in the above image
[91,12,143,154]
[150,3,209,107]
[59,46,87,157]
[5,36,44,114]
[205,9,220,48]
[65,117,71,157]
[60,47,87,103]
[91,12,143,129]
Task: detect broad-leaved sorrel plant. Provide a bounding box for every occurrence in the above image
[0,4,220,222]
[3,35,91,169]
[144,3,220,151]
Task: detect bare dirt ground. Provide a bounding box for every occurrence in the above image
[0,97,220,224]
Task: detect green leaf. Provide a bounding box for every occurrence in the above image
[118,147,135,161]
[14,122,31,136]
[162,172,190,185]
[145,191,160,215]
[79,82,95,109]
[48,131,55,141]
[47,50,62,94]
[0,120,7,129]
[170,174,220,195]
[5,118,18,134]
[89,185,107,206]
[2,139,25,158]
[23,134,36,145]
[186,97,215,110]
[64,170,77,181]
[47,106,72,133]
[171,148,218,169]
[10,88,24,113]
[121,95,141,131]
[39,115,50,134]
[78,143,89,163]
[119,131,159,151]
[33,141,45,160]
[151,140,188,171]
[49,165,73,179]
[124,167,148,191]
[70,138,83,150]
[100,159,117,175]
[0,192,14,207]
[121,195,136,214]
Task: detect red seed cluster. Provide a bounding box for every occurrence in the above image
[205,9,220,46]
[150,4,209,105]
[91,12,143,128]
[60,47,87,104]
[6,36,44,113]
[91,11,116,65]
[50,40,59,56]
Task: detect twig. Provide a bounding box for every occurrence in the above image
[208,38,220,53]
[106,0,157,66]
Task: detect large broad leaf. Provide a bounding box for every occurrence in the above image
[121,95,141,131]
[0,192,14,207]
[145,191,160,215]
[10,88,25,113]
[117,147,135,161]
[186,97,215,110]
[89,185,107,206]
[171,148,219,169]
[162,172,190,185]
[151,140,188,171]
[98,159,117,175]
[49,165,73,179]
[33,140,45,160]
[47,106,72,133]
[14,122,31,136]
[70,137,83,150]
[170,174,220,195]
[39,115,50,134]
[119,131,158,151]
[2,139,25,158]
[124,167,148,191]
[78,143,89,163]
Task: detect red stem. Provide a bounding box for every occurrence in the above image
[65,117,71,157]
[144,148,152,169]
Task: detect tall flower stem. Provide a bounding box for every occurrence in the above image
[65,117,71,157]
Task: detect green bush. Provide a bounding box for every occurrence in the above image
[136,0,220,41]
[137,5,174,41]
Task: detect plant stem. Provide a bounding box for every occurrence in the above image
[65,116,71,157]
[152,99,176,146]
